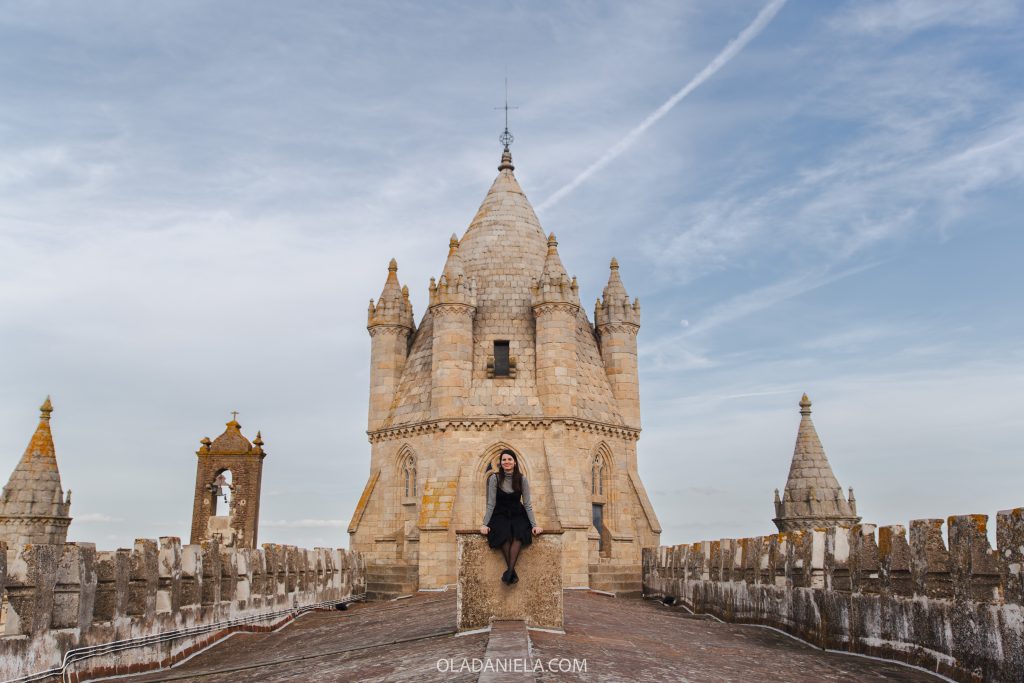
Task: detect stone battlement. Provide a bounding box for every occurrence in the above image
[643,507,1024,683]
[0,536,365,681]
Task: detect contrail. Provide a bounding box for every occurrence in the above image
[537,0,787,212]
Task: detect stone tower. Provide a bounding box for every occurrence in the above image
[349,145,661,596]
[0,397,72,547]
[189,417,266,549]
[773,394,860,532]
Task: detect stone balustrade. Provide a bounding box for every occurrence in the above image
[0,536,365,681]
[643,507,1024,683]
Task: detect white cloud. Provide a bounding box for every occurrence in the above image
[74,512,124,523]
[262,519,349,529]
[834,0,1017,36]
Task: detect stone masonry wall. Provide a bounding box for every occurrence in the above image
[643,507,1024,683]
[0,537,365,681]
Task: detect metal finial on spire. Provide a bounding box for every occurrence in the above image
[230,411,239,422]
[495,77,518,151]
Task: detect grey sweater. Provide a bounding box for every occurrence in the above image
[482,473,538,527]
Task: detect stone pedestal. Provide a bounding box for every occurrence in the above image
[456,531,562,631]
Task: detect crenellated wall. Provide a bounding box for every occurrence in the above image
[643,507,1024,683]
[0,537,365,681]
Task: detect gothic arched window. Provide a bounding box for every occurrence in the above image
[401,452,416,499]
[591,446,613,556]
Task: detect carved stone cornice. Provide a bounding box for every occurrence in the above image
[429,302,476,318]
[0,516,72,525]
[532,302,581,318]
[367,416,641,444]
[596,322,639,336]
[367,324,413,338]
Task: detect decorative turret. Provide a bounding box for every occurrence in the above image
[428,235,477,308]
[367,258,415,431]
[773,394,861,532]
[595,258,642,428]
[532,233,580,309]
[190,415,267,549]
[594,258,640,329]
[430,234,477,419]
[367,258,415,331]
[0,397,73,547]
[532,233,581,416]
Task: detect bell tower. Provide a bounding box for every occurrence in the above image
[189,415,267,549]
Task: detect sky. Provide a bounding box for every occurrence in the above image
[0,0,1021,551]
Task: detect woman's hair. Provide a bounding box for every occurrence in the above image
[495,449,524,494]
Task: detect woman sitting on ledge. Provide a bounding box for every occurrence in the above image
[479,450,543,585]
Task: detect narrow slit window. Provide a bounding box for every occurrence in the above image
[493,340,510,377]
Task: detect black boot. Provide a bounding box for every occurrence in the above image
[501,569,511,584]
[510,569,519,584]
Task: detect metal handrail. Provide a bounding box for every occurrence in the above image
[3,593,365,683]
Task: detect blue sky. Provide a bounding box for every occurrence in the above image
[1,0,1021,549]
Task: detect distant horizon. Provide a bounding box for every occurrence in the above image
[1,1,1021,551]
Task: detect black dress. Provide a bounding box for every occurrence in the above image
[486,478,533,548]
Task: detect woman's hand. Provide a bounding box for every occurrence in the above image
[532,526,543,536]
[480,525,489,535]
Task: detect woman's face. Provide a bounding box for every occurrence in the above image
[500,453,515,472]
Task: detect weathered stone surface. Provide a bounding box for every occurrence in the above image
[645,507,1024,683]
[997,507,1024,604]
[457,531,562,631]
[0,541,363,681]
[109,588,948,683]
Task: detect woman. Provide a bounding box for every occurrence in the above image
[479,449,543,585]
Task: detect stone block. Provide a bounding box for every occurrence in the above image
[5,543,61,635]
[52,542,96,630]
[457,531,562,631]
[948,514,1000,603]
[909,518,951,598]
[997,507,1024,605]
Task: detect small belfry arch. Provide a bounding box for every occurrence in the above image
[209,468,234,517]
[397,445,417,501]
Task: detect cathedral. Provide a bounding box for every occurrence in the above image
[348,144,661,595]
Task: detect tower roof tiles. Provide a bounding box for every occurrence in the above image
[380,148,625,428]
[0,397,71,523]
[773,394,860,532]
[207,418,254,455]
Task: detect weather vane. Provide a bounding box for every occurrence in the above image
[495,76,518,150]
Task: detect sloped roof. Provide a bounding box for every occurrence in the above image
[0,397,71,520]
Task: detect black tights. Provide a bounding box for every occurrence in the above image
[501,538,523,572]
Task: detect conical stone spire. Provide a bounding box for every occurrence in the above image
[380,143,627,427]
[773,394,860,532]
[0,397,72,547]
[457,147,547,282]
